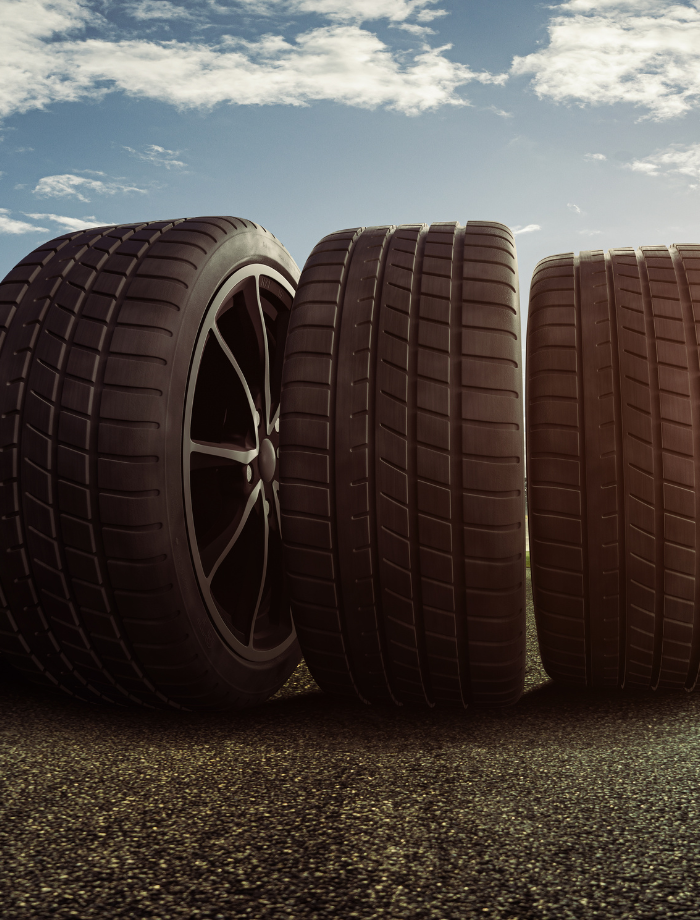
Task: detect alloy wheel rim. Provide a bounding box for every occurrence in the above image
[183,265,296,662]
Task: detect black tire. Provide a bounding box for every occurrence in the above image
[0,217,302,709]
[279,222,526,707]
[526,245,700,690]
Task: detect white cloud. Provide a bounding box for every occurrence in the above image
[626,142,700,183]
[513,224,541,235]
[0,208,48,234]
[0,0,503,119]
[74,29,504,113]
[24,212,107,231]
[236,0,447,22]
[0,0,106,120]
[33,173,147,202]
[487,105,513,118]
[567,202,581,212]
[395,21,435,35]
[511,1,700,119]
[559,1,666,11]
[126,1,196,20]
[585,152,607,160]
[123,144,186,168]
[628,160,660,175]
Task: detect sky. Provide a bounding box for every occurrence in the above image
[2,0,700,341]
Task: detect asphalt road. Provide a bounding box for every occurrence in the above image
[2,573,700,920]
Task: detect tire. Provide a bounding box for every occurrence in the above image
[279,222,526,707]
[526,244,700,690]
[0,216,302,709]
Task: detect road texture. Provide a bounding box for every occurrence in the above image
[2,573,700,920]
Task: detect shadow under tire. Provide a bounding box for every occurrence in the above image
[280,222,526,707]
[0,217,301,709]
[526,245,700,690]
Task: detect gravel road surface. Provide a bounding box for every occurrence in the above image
[2,573,700,920]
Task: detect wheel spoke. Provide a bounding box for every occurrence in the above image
[207,482,262,584]
[190,439,257,466]
[253,276,274,436]
[242,276,267,373]
[248,495,270,648]
[267,305,290,429]
[272,480,282,538]
[211,325,260,440]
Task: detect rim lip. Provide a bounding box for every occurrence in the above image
[182,263,297,663]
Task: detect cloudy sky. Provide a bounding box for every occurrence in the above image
[1,0,700,325]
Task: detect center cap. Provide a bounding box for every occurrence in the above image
[259,438,276,483]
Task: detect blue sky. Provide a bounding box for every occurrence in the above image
[2,0,700,329]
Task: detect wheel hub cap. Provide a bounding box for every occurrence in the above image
[259,438,276,482]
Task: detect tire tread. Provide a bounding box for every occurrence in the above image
[282,221,526,706]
